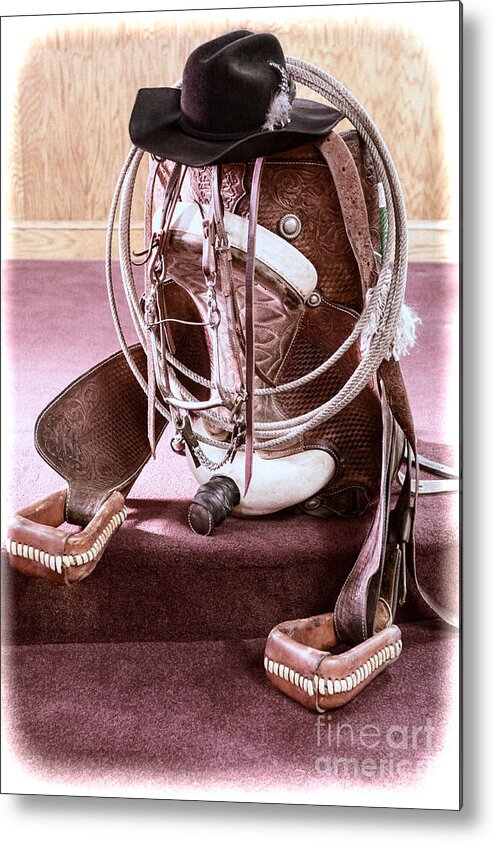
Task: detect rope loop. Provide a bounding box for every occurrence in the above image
[106,59,410,451]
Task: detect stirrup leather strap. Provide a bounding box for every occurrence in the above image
[264,132,458,709]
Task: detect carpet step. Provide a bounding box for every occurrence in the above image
[2,444,458,645]
[2,621,458,798]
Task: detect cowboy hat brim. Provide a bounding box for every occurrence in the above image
[129,87,343,166]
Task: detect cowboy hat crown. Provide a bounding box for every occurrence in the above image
[129,30,342,166]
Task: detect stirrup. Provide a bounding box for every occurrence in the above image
[5,489,126,584]
[264,612,402,711]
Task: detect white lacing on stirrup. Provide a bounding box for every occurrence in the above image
[106,59,411,453]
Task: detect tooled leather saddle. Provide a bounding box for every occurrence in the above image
[5,57,456,712]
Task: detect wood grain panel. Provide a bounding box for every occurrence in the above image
[5,6,459,226]
[5,222,454,263]
[5,221,144,261]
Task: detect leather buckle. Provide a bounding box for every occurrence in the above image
[264,612,402,711]
[5,489,126,585]
[214,232,231,253]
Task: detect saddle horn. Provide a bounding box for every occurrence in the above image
[188,475,241,536]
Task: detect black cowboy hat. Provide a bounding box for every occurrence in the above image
[129,30,343,166]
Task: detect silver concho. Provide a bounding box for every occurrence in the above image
[278,213,302,240]
[307,291,322,308]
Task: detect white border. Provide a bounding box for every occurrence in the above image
[0,0,475,834]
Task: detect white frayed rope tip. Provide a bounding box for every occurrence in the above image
[360,286,421,361]
[391,302,421,360]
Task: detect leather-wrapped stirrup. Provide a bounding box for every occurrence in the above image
[6,489,126,585]
[265,613,402,711]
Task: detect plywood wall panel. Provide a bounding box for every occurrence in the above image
[6,7,458,225]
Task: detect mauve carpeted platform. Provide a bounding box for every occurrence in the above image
[1,259,459,800]
[3,622,457,798]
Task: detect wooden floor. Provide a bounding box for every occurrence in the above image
[5,222,457,263]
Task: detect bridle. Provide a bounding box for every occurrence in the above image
[106,57,412,494]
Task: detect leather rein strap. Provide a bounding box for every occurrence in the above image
[244,157,265,494]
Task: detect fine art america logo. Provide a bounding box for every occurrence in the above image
[314,713,435,780]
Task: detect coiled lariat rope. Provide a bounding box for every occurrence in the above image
[106,58,410,452]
